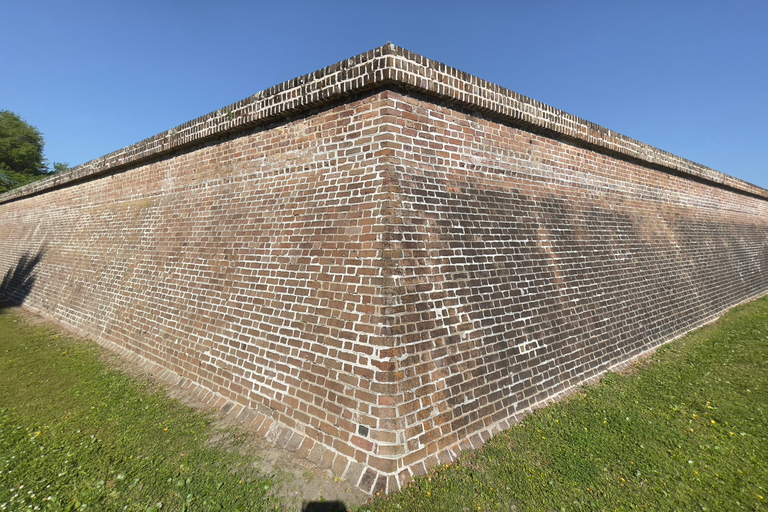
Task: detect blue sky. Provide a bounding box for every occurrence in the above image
[2,0,766,189]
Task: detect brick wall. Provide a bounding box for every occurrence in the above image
[377,90,768,484]
[1,44,767,494]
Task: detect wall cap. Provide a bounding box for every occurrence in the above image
[2,43,765,203]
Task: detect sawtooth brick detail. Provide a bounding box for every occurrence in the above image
[1,44,767,494]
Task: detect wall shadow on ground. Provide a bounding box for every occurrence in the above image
[0,248,46,307]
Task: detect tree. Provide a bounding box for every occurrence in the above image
[0,110,49,193]
[53,162,71,174]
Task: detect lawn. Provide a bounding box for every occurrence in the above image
[1,295,766,512]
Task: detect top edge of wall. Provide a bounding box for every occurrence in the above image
[2,43,766,203]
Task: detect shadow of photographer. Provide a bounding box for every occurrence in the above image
[301,500,349,512]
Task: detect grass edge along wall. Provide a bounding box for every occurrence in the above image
[1,44,767,495]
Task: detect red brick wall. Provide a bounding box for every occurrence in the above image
[1,45,766,494]
[376,90,768,484]
[0,93,403,492]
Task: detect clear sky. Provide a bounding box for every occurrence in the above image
[2,0,766,190]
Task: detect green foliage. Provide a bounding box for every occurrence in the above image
[53,162,71,174]
[0,310,282,511]
[0,111,45,175]
[363,296,768,511]
[0,111,69,193]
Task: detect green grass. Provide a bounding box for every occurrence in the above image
[362,297,768,512]
[1,296,767,512]
[0,308,281,511]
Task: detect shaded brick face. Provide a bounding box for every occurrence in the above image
[377,91,768,477]
[1,45,767,494]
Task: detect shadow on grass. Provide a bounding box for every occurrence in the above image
[0,248,46,307]
[301,501,348,512]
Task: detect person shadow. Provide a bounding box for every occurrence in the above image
[0,248,46,307]
[301,500,349,512]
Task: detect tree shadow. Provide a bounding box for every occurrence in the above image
[0,248,47,306]
[301,501,349,512]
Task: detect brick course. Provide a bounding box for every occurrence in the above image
[1,44,767,494]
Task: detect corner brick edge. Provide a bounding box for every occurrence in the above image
[1,43,765,204]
